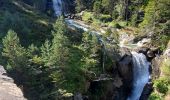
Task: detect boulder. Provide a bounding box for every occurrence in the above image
[118,54,133,97]
[0,65,26,100]
[118,55,133,82]
[74,93,83,100]
[137,47,149,55]
[151,56,161,79]
[164,48,170,58]
[119,47,131,58]
[147,50,155,58]
[140,82,153,100]
[88,79,121,100]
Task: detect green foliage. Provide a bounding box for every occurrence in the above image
[105,29,112,37]
[75,0,94,12]
[148,93,162,100]
[40,18,102,94]
[101,0,115,15]
[80,32,102,74]
[109,21,122,29]
[99,15,112,23]
[41,40,52,66]
[131,14,138,26]
[119,21,128,27]
[159,35,169,50]
[82,11,94,23]
[2,30,28,71]
[0,12,30,40]
[0,0,52,46]
[93,1,102,17]
[154,78,169,94]
[139,0,155,28]
[161,58,170,82]
[42,17,70,67]
[2,0,170,99]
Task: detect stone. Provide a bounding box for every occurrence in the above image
[0,65,26,100]
[88,79,118,100]
[137,47,149,55]
[118,54,133,97]
[118,55,133,81]
[140,82,153,100]
[151,56,161,79]
[74,93,83,100]
[147,50,155,58]
[119,47,131,58]
[164,48,170,58]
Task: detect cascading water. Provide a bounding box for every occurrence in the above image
[52,1,151,98]
[127,51,150,100]
[52,0,62,16]
[52,0,74,16]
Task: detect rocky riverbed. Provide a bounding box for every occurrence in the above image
[0,65,26,100]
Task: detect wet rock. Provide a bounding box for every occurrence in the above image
[118,55,133,82]
[137,47,149,55]
[140,82,153,100]
[137,38,151,47]
[74,93,83,100]
[88,79,118,100]
[147,50,155,58]
[118,54,133,98]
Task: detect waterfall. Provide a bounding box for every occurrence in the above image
[52,0,63,16]
[127,51,150,100]
[52,0,74,16]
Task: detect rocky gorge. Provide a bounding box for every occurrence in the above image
[0,0,169,100]
[53,0,170,100]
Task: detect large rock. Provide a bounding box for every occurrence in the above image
[164,48,170,58]
[0,65,26,100]
[118,54,133,99]
[119,47,131,59]
[118,55,133,82]
[74,93,83,100]
[88,78,123,100]
[151,56,161,79]
[147,50,155,58]
[140,82,153,100]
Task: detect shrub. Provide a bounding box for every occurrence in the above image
[109,21,122,29]
[148,93,161,100]
[118,21,128,27]
[82,11,93,22]
[154,78,169,94]
[161,58,170,82]
[99,14,112,23]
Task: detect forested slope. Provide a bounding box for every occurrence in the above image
[0,0,169,100]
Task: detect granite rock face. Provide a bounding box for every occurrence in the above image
[0,65,26,100]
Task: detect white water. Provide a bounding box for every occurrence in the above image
[52,0,62,16]
[62,17,150,100]
[127,51,150,100]
[52,1,150,98]
[65,19,89,31]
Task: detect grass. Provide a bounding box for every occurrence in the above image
[0,0,53,46]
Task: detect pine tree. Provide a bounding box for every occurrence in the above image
[50,17,69,67]
[81,32,101,74]
[93,1,102,17]
[2,30,27,71]
[139,0,156,28]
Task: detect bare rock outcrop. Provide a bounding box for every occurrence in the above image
[0,65,26,100]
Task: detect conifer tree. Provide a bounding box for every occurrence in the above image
[2,30,27,71]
